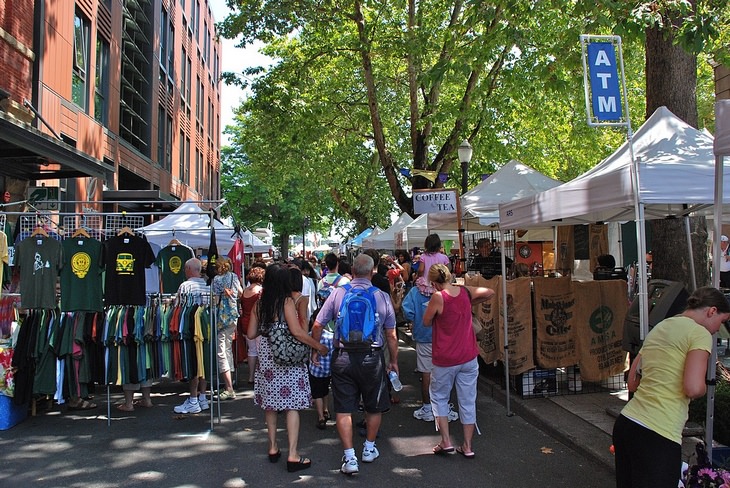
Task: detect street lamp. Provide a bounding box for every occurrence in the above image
[458,139,473,195]
[302,217,310,258]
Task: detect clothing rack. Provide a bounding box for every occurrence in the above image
[2,199,222,430]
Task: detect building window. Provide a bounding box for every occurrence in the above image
[72,9,90,111]
[165,113,173,171]
[168,25,175,75]
[157,106,166,168]
[195,148,202,192]
[179,133,190,185]
[193,0,200,42]
[94,36,110,124]
[196,75,203,122]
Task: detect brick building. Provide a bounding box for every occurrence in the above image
[0,0,221,212]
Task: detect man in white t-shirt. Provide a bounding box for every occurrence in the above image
[720,235,730,288]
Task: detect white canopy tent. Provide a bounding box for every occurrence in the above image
[499,107,730,229]
[362,213,414,250]
[138,202,270,255]
[405,160,562,246]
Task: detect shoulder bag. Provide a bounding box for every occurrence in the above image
[268,319,309,366]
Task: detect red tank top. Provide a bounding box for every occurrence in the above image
[432,287,478,367]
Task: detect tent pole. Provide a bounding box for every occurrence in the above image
[707,153,725,458]
[684,215,697,292]
[499,230,512,416]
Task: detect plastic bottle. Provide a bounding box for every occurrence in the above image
[388,370,403,392]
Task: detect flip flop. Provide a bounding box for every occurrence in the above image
[116,403,134,412]
[133,400,153,408]
[68,400,98,411]
[456,446,475,459]
[433,444,455,455]
[286,456,312,472]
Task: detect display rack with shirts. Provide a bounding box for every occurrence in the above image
[0,200,222,429]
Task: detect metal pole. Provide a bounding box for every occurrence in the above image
[500,230,512,416]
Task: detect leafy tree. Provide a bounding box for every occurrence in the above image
[218,0,637,222]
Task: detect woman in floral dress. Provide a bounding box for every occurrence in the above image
[247,264,328,472]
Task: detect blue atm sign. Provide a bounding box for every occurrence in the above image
[587,42,622,121]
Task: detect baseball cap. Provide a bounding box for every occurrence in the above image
[722,235,729,242]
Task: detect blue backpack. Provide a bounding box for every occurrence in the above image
[335,284,379,350]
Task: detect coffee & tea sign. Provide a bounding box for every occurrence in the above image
[413,189,458,215]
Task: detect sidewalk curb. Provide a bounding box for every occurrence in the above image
[397,327,616,473]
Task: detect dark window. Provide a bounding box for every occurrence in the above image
[94,36,110,124]
[72,9,90,110]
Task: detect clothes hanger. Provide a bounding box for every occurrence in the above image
[118,226,135,236]
[168,229,181,246]
[72,227,91,238]
[31,225,49,237]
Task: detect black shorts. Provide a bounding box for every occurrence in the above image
[331,349,390,414]
[308,374,331,399]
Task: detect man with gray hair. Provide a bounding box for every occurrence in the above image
[311,253,398,475]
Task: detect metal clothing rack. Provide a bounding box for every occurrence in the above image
[1,199,223,430]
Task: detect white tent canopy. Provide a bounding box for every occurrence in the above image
[461,160,562,225]
[405,160,561,246]
[499,106,730,229]
[138,202,270,255]
[363,213,414,250]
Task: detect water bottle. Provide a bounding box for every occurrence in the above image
[388,370,403,392]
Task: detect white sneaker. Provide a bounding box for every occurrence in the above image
[341,456,359,475]
[198,395,209,411]
[413,405,434,422]
[447,404,459,422]
[361,445,379,463]
[174,398,201,414]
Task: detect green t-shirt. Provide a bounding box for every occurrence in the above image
[60,237,104,312]
[16,235,63,309]
[155,244,195,294]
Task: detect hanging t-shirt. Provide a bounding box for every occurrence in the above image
[15,235,63,309]
[103,234,155,306]
[155,243,194,293]
[60,236,104,312]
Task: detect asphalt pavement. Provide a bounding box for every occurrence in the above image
[0,337,618,488]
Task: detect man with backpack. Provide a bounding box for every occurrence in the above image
[316,253,350,307]
[311,253,398,476]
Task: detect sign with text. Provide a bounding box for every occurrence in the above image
[581,36,626,126]
[27,186,59,210]
[413,189,458,215]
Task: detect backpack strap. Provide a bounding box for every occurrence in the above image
[332,274,343,287]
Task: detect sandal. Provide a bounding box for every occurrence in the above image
[316,418,327,430]
[133,400,153,408]
[68,400,97,411]
[433,444,455,455]
[456,446,475,459]
[286,456,312,472]
[116,403,134,412]
[268,449,281,463]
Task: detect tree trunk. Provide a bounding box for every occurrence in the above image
[644,14,709,290]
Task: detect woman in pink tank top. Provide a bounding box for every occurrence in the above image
[423,264,494,458]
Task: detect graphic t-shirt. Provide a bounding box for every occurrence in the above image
[103,234,155,305]
[155,244,195,293]
[15,235,63,309]
[60,236,104,312]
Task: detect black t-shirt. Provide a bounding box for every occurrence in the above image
[103,234,155,305]
[371,272,391,294]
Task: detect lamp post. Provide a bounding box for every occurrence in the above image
[456,140,473,277]
[458,139,473,195]
[302,217,310,258]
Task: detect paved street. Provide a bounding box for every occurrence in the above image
[0,343,615,487]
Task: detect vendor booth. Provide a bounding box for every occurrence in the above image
[488,106,730,409]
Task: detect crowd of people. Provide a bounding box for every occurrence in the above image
[116,233,495,475]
